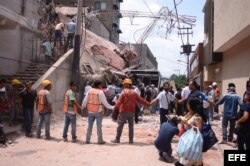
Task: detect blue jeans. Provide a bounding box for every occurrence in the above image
[45,55,51,65]
[63,113,76,139]
[54,30,62,47]
[64,33,74,51]
[86,112,103,143]
[222,115,236,141]
[23,108,33,134]
[36,113,51,138]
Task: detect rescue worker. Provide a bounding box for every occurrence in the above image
[36,80,53,140]
[62,81,82,143]
[82,80,114,144]
[111,79,150,144]
[8,79,21,126]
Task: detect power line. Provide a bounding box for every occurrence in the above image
[156,56,186,66]
[142,0,155,16]
[173,0,184,45]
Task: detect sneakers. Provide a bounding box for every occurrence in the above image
[162,152,173,163]
[98,141,106,145]
[111,139,120,143]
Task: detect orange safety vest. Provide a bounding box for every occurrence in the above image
[63,90,77,113]
[87,89,102,113]
[37,89,46,113]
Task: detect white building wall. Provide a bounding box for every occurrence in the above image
[218,36,250,96]
[214,0,250,51]
[0,0,40,75]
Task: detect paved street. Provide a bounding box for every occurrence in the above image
[0,114,236,166]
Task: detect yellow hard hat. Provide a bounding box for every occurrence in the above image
[12,79,21,85]
[123,79,132,85]
[42,80,52,87]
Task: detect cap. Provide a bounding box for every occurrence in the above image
[12,79,21,85]
[42,80,52,87]
[212,82,217,86]
[123,79,132,85]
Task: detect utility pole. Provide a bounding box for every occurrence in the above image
[178,27,194,83]
[71,0,83,89]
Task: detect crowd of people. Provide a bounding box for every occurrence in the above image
[0,77,249,165]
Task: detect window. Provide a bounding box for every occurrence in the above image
[94,2,107,10]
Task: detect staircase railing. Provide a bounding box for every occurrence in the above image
[31,36,70,64]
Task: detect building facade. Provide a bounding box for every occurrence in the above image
[131,44,158,70]
[53,0,123,43]
[189,43,204,89]
[203,0,250,96]
[84,0,123,43]
[0,0,40,75]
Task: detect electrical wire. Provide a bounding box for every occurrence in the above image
[156,56,186,66]
[133,25,150,42]
[173,0,184,45]
[142,0,155,16]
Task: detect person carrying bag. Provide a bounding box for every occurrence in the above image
[175,98,207,166]
[177,127,203,162]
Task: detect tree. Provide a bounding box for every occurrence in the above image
[169,74,186,88]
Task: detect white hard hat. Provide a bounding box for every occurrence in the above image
[212,82,217,86]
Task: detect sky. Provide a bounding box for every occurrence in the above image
[120,0,206,77]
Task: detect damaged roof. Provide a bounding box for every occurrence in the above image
[81,29,125,71]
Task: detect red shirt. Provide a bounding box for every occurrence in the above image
[116,88,148,113]
[214,87,220,100]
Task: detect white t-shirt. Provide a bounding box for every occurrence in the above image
[157,91,175,109]
[181,86,191,99]
[84,85,92,95]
